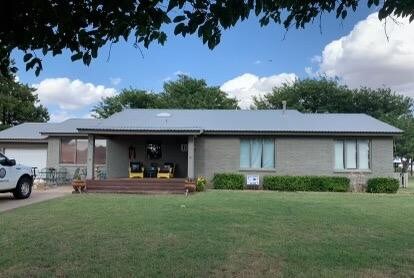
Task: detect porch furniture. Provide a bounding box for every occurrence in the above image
[146,163,158,178]
[157,162,175,179]
[56,167,68,185]
[129,162,145,178]
[95,166,107,180]
[38,167,57,186]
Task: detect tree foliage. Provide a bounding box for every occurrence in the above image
[0,76,49,130]
[160,75,239,109]
[254,77,413,118]
[254,77,414,171]
[1,0,413,77]
[92,75,238,118]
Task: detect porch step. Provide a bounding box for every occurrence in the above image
[85,178,187,194]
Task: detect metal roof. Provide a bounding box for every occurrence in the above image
[41,119,101,135]
[0,109,402,140]
[77,109,402,135]
[0,119,99,141]
[0,123,56,141]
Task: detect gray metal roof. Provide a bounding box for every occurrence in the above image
[0,110,402,140]
[77,109,402,135]
[41,119,101,135]
[0,123,56,141]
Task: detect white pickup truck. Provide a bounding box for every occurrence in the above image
[0,152,35,199]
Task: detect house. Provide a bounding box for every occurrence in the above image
[0,109,402,186]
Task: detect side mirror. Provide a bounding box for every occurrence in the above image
[8,159,16,166]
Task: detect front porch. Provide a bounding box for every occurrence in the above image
[84,133,196,193]
[86,178,187,194]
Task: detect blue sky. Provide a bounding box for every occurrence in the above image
[12,5,414,120]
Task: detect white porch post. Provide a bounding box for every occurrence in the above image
[86,134,95,180]
[187,135,195,179]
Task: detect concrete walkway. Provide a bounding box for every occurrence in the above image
[0,186,72,213]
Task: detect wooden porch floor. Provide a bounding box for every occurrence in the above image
[86,178,187,194]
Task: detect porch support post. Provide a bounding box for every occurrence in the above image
[86,134,95,180]
[187,135,195,180]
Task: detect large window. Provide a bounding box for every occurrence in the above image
[60,138,106,165]
[240,139,275,169]
[335,139,370,170]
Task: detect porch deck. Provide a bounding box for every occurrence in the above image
[86,178,187,194]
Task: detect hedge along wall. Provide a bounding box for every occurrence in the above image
[212,173,245,190]
[262,176,350,192]
[366,177,399,193]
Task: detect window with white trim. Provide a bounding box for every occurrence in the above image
[240,139,275,169]
[334,139,370,170]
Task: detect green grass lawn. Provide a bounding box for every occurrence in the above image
[2,191,414,277]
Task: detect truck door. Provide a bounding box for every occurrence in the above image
[0,153,17,191]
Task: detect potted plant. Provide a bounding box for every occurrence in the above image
[72,168,86,193]
[184,178,196,193]
[196,176,207,192]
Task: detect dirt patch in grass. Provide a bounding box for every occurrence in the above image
[211,250,283,277]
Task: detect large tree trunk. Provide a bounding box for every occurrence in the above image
[402,159,410,173]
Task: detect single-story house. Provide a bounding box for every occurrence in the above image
[0,109,402,184]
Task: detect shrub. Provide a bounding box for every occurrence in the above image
[367,178,399,193]
[196,176,207,192]
[213,173,244,190]
[262,176,350,192]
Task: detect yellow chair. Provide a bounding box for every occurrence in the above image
[129,162,144,178]
[157,163,175,179]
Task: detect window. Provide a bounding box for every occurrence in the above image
[240,139,275,169]
[146,141,162,159]
[334,139,370,170]
[60,138,107,164]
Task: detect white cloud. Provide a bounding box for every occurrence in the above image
[109,77,122,86]
[317,12,414,98]
[49,111,72,123]
[174,70,189,76]
[220,73,297,108]
[49,111,93,123]
[33,78,117,110]
[254,60,262,65]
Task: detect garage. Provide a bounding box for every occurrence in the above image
[4,147,48,170]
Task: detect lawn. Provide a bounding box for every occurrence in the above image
[1,191,414,277]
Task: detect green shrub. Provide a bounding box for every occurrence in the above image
[367,178,399,193]
[213,173,244,190]
[196,177,207,192]
[262,176,350,192]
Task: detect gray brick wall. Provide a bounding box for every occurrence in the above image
[195,136,395,183]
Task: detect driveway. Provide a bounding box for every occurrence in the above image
[0,186,72,213]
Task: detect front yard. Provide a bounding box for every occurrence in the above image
[1,190,414,277]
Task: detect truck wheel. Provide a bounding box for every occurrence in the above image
[13,176,33,199]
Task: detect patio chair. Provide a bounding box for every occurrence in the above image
[157,162,175,179]
[129,162,144,178]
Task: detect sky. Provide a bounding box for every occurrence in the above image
[11,5,414,122]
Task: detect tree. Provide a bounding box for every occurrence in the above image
[92,89,161,119]
[1,1,413,77]
[253,78,413,118]
[92,75,238,118]
[0,76,49,130]
[384,115,414,174]
[159,75,239,109]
